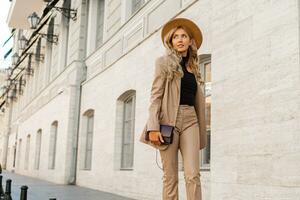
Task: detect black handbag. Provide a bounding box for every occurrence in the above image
[145,124,174,145]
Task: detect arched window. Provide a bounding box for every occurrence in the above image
[49,121,58,169]
[24,135,31,170]
[199,54,211,170]
[114,90,136,170]
[17,139,22,169]
[34,129,42,170]
[80,109,95,170]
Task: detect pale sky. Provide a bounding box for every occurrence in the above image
[0,1,13,70]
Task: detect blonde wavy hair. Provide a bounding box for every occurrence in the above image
[163,25,204,85]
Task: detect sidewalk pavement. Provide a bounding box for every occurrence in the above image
[1,171,136,200]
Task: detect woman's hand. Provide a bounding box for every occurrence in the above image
[149,131,165,145]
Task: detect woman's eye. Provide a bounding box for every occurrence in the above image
[173,34,188,39]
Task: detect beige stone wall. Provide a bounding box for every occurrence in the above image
[210,0,300,199]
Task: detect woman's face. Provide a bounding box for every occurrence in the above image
[171,28,192,56]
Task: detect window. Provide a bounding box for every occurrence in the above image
[45,17,55,83]
[34,38,43,95]
[120,92,135,169]
[81,109,94,170]
[34,56,40,95]
[34,129,42,170]
[49,121,58,169]
[131,0,145,14]
[25,54,33,104]
[86,0,105,56]
[35,38,43,63]
[199,54,211,169]
[27,38,42,100]
[61,0,70,68]
[123,0,146,21]
[83,0,90,57]
[96,0,105,47]
[24,135,31,170]
[114,90,136,170]
[121,95,135,169]
[17,139,22,169]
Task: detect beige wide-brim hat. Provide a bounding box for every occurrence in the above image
[161,18,203,49]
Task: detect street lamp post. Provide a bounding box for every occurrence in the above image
[27,12,40,29]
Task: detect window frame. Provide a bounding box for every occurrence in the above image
[121,0,147,23]
[82,109,95,170]
[120,94,136,170]
[199,55,211,171]
[86,0,106,56]
[95,0,105,48]
[17,139,22,169]
[48,121,58,170]
[24,134,31,170]
[131,0,146,15]
[45,17,55,83]
[34,129,42,170]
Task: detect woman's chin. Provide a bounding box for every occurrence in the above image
[176,49,188,54]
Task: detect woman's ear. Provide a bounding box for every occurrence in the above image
[189,40,192,45]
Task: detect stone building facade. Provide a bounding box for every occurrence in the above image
[0,69,8,165]
[0,0,299,199]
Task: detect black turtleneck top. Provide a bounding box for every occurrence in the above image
[179,55,197,106]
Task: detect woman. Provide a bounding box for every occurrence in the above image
[140,18,207,200]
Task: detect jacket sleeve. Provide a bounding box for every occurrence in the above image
[146,57,166,132]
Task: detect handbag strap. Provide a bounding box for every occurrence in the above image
[155,149,163,170]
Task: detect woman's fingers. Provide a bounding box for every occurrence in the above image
[149,131,165,145]
[152,137,160,145]
[149,131,162,145]
[158,132,165,143]
[149,131,158,141]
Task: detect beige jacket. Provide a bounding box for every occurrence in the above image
[139,55,207,150]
